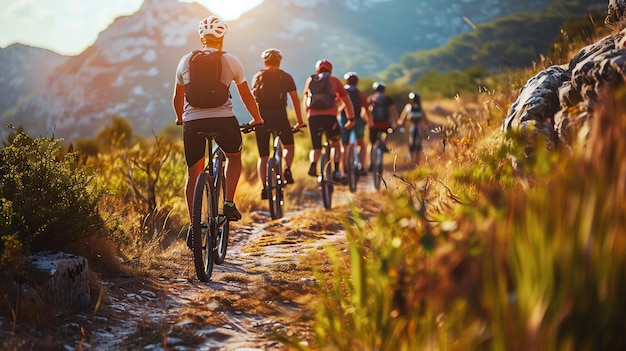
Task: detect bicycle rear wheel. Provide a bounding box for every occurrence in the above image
[213,151,229,265]
[373,141,384,191]
[192,172,216,282]
[320,150,333,209]
[345,144,358,192]
[267,156,283,219]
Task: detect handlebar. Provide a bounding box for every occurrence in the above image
[240,123,260,134]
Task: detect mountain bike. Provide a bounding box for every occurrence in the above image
[317,128,342,209]
[371,127,394,191]
[192,124,255,282]
[265,126,304,220]
[407,120,425,165]
[343,128,360,193]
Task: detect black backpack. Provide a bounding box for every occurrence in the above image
[371,93,391,122]
[342,85,362,119]
[253,69,287,108]
[410,102,424,121]
[185,50,231,108]
[306,73,335,109]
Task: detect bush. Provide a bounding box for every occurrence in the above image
[0,130,105,253]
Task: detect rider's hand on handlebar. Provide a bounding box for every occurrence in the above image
[176,119,183,126]
[344,119,356,130]
[250,118,264,126]
[293,122,307,131]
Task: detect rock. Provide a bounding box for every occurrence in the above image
[503,1,626,151]
[28,251,91,310]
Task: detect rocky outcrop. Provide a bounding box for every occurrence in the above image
[502,0,626,150]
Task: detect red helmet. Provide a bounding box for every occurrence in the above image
[315,59,333,73]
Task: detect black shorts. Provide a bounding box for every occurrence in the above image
[308,115,341,150]
[255,107,294,157]
[183,117,242,167]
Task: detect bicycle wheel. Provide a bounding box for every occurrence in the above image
[267,156,283,219]
[192,172,216,282]
[373,141,384,191]
[345,144,358,192]
[409,124,422,165]
[320,149,333,209]
[213,151,229,265]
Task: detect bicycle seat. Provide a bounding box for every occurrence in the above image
[198,131,221,139]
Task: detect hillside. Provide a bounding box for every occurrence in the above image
[0,0,596,140]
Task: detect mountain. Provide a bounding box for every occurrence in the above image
[0,44,68,121]
[0,0,569,140]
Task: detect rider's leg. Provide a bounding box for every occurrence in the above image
[257,156,269,186]
[357,137,367,169]
[283,144,295,169]
[332,139,343,172]
[185,159,205,221]
[224,151,242,202]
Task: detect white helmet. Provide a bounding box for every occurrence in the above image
[198,16,228,39]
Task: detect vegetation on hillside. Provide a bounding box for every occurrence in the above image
[383,1,607,92]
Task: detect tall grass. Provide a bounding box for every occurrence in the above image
[283,82,626,349]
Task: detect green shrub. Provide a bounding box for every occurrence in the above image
[0,130,105,253]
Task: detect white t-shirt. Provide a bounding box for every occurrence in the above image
[175,48,246,121]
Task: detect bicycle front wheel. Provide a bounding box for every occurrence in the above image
[267,156,283,219]
[213,151,229,265]
[373,141,384,191]
[192,172,216,282]
[345,144,358,193]
[320,150,333,209]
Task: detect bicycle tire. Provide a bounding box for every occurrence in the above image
[409,124,423,165]
[267,156,283,219]
[373,141,384,191]
[213,151,229,265]
[346,144,358,192]
[320,149,333,209]
[275,154,284,218]
[192,172,216,282]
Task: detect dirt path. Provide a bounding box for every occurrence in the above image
[81,145,434,350]
[77,197,357,350]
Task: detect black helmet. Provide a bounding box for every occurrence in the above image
[373,81,386,92]
[343,71,359,85]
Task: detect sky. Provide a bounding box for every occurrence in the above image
[0,0,264,55]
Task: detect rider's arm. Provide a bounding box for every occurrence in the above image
[236,81,264,125]
[173,84,185,125]
[289,90,305,127]
[389,101,400,129]
[397,103,410,127]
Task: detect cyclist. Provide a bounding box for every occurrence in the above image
[302,59,356,182]
[251,48,306,199]
[339,72,371,175]
[173,16,264,246]
[398,91,430,164]
[367,81,398,170]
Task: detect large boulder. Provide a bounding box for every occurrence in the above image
[502,2,626,150]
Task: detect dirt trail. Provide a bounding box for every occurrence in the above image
[41,144,434,350]
[82,199,354,350]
